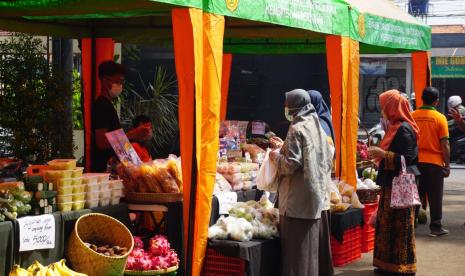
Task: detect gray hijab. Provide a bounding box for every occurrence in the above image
[285,89,316,118]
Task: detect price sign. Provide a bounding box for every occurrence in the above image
[18,214,55,251]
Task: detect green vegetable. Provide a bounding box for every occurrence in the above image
[0,208,17,220]
[13,189,32,203]
[0,191,13,204]
[6,200,18,213]
[17,204,31,216]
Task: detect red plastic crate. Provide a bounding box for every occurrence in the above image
[202,248,246,276]
[362,225,375,241]
[331,226,362,267]
[363,202,379,225]
[362,238,375,253]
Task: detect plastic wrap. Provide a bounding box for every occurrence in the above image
[213,173,232,195]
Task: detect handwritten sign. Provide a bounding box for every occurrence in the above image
[106,129,142,166]
[18,214,55,251]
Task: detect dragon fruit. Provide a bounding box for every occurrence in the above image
[126,256,137,270]
[133,236,144,249]
[164,249,179,267]
[130,248,146,259]
[133,255,152,270]
[148,235,171,256]
[150,255,169,270]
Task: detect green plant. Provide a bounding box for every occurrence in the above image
[72,69,83,129]
[121,66,178,153]
[0,34,73,163]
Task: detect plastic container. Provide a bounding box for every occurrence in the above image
[86,192,99,201]
[45,170,61,181]
[57,185,73,195]
[82,174,99,185]
[96,173,111,182]
[202,248,246,276]
[110,197,121,205]
[57,202,73,212]
[108,180,124,190]
[48,159,77,170]
[99,181,110,191]
[71,167,84,178]
[99,198,110,207]
[72,184,86,194]
[58,178,73,187]
[85,199,99,208]
[73,200,86,211]
[111,189,124,198]
[99,189,111,199]
[331,226,362,267]
[72,192,86,202]
[57,195,73,204]
[71,177,83,186]
[86,183,101,193]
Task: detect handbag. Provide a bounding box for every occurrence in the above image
[390,155,421,209]
[256,148,279,193]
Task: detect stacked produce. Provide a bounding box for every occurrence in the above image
[9,259,87,276]
[116,155,182,194]
[329,181,364,212]
[45,159,84,212]
[125,235,179,272]
[216,162,259,191]
[82,173,112,208]
[357,167,379,190]
[0,182,32,221]
[23,175,57,215]
[208,195,279,241]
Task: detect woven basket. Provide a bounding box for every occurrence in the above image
[125,265,178,275]
[356,188,380,203]
[66,213,134,276]
[126,192,183,204]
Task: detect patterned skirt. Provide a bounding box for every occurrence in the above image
[373,186,417,273]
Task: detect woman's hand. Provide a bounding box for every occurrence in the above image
[368,146,386,159]
[270,136,284,149]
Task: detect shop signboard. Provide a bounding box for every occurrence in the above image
[432,56,465,79]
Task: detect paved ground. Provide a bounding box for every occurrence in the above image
[335,167,465,276]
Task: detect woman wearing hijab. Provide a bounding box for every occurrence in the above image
[270,89,333,276]
[368,90,419,275]
[308,90,335,276]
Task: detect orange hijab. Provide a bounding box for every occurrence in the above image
[379,90,419,150]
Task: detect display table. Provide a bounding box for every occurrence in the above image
[0,221,14,276]
[207,238,280,276]
[0,203,132,275]
[330,208,364,243]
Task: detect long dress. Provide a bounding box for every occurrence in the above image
[373,122,418,274]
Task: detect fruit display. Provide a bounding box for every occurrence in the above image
[216,162,259,191]
[0,183,33,221]
[83,240,129,257]
[9,259,87,276]
[125,235,179,272]
[116,155,182,194]
[329,181,364,213]
[208,195,279,241]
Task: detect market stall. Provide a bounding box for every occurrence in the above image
[0,0,431,275]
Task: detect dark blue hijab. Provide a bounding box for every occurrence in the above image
[308,90,335,140]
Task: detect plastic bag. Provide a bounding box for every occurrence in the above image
[213,173,232,195]
[256,149,278,193]
[351,192,364,209]
[153,161,180,193]
[167,155,183,192]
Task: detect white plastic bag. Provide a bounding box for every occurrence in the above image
[256,148,279,192]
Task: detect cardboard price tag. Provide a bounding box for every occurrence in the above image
[18,214,55,251]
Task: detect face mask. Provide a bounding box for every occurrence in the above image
[284,107,293,122]
[110,83,123,98]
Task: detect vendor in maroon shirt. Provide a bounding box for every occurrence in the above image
[91,61,151,172]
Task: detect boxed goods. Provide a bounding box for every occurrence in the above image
[48,159,77,170]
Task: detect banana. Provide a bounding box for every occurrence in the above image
[27,261,47,276]
[54,259,87,276]
[45,264,58,276]
[9,265,29,276]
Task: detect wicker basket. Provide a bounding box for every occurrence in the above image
[356,188,380,203]
[66,213,134,276]
[126,192,183,204]
[124,265,178,275]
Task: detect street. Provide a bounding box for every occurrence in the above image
[335,167,465,276]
